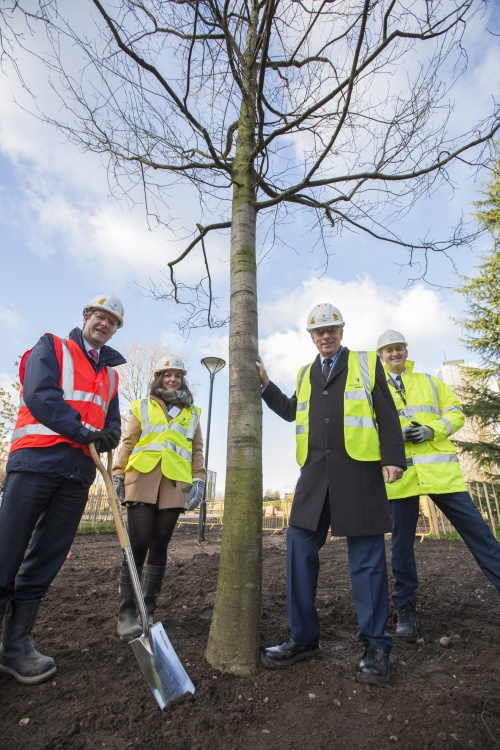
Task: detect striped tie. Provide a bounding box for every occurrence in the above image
[89,349,99,364]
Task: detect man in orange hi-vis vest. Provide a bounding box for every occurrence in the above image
[0,294,126,685]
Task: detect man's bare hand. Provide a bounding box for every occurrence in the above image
[256,356,270,387]
[383,465,404,484]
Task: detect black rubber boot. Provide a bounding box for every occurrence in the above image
[0,599,56,684]
[117,563,143,641]
[395,602,420,642]
[142,564,166,627]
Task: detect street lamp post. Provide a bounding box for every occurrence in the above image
[199,356,226,542]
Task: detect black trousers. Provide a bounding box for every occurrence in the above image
[0,471,88,604]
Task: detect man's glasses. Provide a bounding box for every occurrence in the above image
[313,326,342,337]
[92,312,118,329]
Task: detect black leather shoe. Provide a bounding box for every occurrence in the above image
[261,638,323,669]
[395,602,420,642]
[356,643,391,685]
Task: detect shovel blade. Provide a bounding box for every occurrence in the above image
[130,622,195,710]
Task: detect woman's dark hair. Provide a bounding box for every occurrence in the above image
[149,371,194,403]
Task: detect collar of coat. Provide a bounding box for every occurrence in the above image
[382,359,415,378]
[69,327,127,368]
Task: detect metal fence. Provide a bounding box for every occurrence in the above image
[78,469,218,531]
[78,479,500,542]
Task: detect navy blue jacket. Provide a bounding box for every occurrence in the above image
[6,327,126,487]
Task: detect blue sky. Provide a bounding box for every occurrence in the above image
[0,4,499,495]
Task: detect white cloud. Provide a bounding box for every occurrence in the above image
[0,305,26,343]
[258,275,458,391]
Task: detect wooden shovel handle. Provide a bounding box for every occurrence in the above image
[89,444,130,550]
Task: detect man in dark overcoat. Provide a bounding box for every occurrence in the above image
[256,303,406,684]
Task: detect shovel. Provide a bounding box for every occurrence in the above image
[90,445,195,710]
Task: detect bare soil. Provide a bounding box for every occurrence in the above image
[0,528,499,750]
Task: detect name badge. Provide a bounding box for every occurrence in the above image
[168,405,181,418]
[401,407,414,418]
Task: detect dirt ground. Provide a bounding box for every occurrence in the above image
[0,527,499,750]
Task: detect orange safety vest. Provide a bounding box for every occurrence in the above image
[10,336,119,456]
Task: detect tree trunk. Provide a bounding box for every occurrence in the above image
[205,9,263,673]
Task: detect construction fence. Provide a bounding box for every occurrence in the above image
[78,479,500,542]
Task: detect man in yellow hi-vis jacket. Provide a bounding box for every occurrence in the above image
[377,330,500,643]
[256,304,406,685]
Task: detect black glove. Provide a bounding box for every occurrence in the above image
[187,479,206,511]
[113,475,125,503]
[402,425,416,441]
[84,429,120,453]
[405,421,434,444]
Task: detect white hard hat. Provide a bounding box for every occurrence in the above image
[306,303,345,332]
[84,294,125,328]
[376,329,408,352]
[154,355,187,376]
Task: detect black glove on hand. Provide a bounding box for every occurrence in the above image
[406,421,434,444]
[402,425,416,441]
[187,479,206,511]
[113,475,125,503]
[84,429,120,453]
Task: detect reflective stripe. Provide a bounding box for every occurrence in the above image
[345,416,377,428]
[358,351,373,411]
[58,340,112,412]
[400,404,439,416]
[164,440,192,461]
[11,423,59,440]
[108,368,117,399]
[406,457,414,467]
[131,442,164,455]
[13,419,98,442]
[138,398,199,440]
[72,390,107,409]
[60,340,74,394]
[296,365,309,395]
[169,422,191,438]
[345,391,369,400]
[412,454,459,465]
[426,373,439,410]
[442,404,463,415]
[296,401,308,412]
[187,409,199,440]
[296,425,306,434]
[438,417,453,436]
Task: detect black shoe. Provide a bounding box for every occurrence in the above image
[395,602,420,642]
[261,638,323,669]
[356,642,391,685]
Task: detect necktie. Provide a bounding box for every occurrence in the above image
[322,357,332,381]
[395,375,403,390]
[89,349,99,364]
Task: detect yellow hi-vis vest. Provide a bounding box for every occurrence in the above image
[383,360,466,499]
[295,351,381,467]
[125,398,201,484]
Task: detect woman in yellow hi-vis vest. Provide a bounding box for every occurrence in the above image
[112,355,205,640]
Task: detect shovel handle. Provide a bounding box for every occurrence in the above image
[90,444,129,549]
[90,444,150,636]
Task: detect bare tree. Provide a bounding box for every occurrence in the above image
[3,0,500,673]
[0,381,20,484]
[118,340,169,405]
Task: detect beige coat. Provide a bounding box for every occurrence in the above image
[113,395,206,510]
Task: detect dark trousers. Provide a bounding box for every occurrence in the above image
[390,492,500,609]
[0,471,89,604]
[286,498,393,652]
